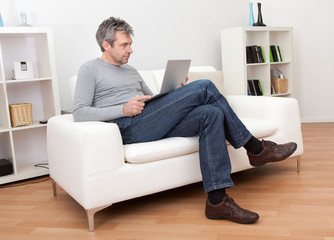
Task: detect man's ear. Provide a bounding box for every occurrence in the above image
[102,40,111,51]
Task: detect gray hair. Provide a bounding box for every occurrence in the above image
[96,17,134,52]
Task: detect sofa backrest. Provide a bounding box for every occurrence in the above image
[69,66,222,101]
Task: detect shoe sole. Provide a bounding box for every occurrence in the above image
[205,214,259,224]
[250,144,298,167]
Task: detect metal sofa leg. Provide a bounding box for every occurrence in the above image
[52,179,57,196]
[85,204,112,232]
[296,155,301,173]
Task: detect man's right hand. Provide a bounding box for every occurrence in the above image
[123,95,152,117]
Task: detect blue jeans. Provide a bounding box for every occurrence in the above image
[114,80,252,192]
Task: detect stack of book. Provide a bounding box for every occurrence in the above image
[246,45,266,64]
[270,45,283,62]
[247,79,263,96]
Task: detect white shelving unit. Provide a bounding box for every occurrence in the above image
[0,27,60,184]
[221,26,292,96]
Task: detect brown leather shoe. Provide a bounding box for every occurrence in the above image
[205,195,259,224]
[248,140,297,167]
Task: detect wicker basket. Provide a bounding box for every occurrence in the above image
[271,78,288,94]
[9,103,33,127]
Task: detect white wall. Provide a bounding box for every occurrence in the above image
[0,0,333,122]
[266,0,334,122]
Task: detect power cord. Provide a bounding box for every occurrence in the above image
[34,163,49,169]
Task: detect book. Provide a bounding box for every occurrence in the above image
[277,45,283,62]
[270,45,283,62]
[253,79,263,95]
[247,80,256,95]
[260,46,266,62]
[247,79,263,96]
[270,45,279,62]
[246,46,253,63]
[250,45,260,63]
[246,45,265,63]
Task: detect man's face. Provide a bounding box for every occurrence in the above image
[105,31,133,66]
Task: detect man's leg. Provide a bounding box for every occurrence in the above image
[165,105,234,193]
[164,105,259,224]
[115,80,252,147]
[115,79,296,224]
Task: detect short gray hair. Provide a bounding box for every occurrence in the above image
[96,17,134,52]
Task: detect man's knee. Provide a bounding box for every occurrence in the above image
[190,79,214,88]
[199,105,223,120]
[190,79,219,94]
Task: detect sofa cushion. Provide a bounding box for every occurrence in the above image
[138,70,159,94]
[187,71,225,96]
[124,118,277,164]
[124,136,199,164]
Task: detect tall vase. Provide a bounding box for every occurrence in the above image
[0,13,4,27]
[253,2,266,27]
[249,2,255,27]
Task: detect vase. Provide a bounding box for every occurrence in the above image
[248,2,255,27]
[0,13,4,27]
[253,2,266,27]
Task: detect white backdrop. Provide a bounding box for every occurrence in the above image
[0,0,333,122]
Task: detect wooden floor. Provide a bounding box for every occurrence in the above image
[1,123,334,240]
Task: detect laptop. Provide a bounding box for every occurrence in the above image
[145,59,191,102]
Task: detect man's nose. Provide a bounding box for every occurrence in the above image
[127,45,133,53]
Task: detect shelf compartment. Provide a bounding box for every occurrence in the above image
[247,64,270,96]
[269,29,292,63]
[0,33,52,80]
[0,160,48,185]
[6,80,56,123]
[11,127,47,166]
[0,132,15,176]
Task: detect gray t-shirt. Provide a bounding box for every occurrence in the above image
[73,58,153,122]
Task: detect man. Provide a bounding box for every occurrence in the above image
[73,17,297,224]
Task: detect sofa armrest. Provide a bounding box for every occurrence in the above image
[226,95,302,134]
[47,114,125,182]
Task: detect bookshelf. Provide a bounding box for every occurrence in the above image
[0,27,60,184]
[221,26,292,96]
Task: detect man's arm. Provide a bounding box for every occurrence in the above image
[72,65,125,122]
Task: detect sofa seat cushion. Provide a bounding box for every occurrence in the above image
[124,118,277,164]
[124,136,198,164]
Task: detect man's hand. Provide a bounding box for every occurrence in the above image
[182,76,189,87]
[123,95,152,117]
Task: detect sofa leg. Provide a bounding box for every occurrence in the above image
[85,204,112,232]
[296,156,301,173]
[52,179,57,196]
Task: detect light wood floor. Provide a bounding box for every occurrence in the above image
[1,123,334,240]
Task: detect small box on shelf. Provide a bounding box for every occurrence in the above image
[0,159,13,177]
[9,103,33,127]
[271,78,287,94]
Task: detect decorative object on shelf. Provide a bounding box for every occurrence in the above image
[271,69,287,94]
[248,2,255,27]
[18,12,32,27]
[12,61,34,79]
[253,2,266,27]
[0,13,4,27]
[0,159,14,177]
[0,159,13,177]
[9,103,33,127]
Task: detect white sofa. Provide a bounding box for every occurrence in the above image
[47,66,303,232]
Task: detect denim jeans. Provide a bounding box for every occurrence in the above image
[114,80,252,192]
